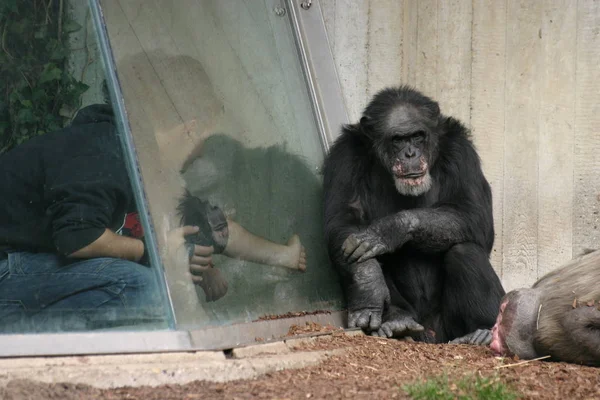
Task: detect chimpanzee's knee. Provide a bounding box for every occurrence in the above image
[443,243,495,282]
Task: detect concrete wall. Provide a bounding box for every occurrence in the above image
[321,0,600,291]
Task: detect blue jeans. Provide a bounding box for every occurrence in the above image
[0,251,167,333]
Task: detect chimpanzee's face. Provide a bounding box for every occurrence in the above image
[490,298,511,356]
[377,106,435,196]
[206,204,228,249]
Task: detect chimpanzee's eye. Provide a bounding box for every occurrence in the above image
[413,131,426,143]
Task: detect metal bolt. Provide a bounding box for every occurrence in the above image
[273,6,286,16]
[301,0,312,10]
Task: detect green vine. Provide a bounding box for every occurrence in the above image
[0,0,89,153]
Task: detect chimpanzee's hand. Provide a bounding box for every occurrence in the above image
[165,225,201,270]
[186,242,214,280]
[342,228,390,264]
[184,239,228,302]
[449,329,492,346]
[346,259,390,333]
[165,225,217,284]
[197,268,229,302]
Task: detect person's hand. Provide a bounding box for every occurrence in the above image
[197,268,228,302]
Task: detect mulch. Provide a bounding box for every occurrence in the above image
[253,310,333,322]
[2,323,599,400]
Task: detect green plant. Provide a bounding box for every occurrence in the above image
[0,0,89,153]
[403,373,519,400]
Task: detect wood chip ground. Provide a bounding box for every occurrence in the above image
[2,324,599,399]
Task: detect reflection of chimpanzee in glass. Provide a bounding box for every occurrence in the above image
[0,104,202,332]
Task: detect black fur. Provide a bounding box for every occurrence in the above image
[323,85,505,343]
[177,191,228,253]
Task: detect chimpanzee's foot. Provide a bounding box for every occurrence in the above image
[371,315,424,338]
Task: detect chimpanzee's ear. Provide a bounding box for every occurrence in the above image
[358,116,375,141]
[431,102,441,117]
[426,101,440,121]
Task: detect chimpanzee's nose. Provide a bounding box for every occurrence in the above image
[405,147,416,158]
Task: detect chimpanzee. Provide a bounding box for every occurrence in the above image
[177,191,230,256]
[490,249,600,366]
[323,85,505,344]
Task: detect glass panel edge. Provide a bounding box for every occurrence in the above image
[88,0,176,328]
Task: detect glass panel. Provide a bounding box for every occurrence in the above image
[0,0,172,333]
[99,0,344,329]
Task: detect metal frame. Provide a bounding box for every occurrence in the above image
[0,311,347,358]
[285,0,350,149]
[0,0,350,358]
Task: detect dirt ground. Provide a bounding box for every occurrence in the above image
[2,324,599,400]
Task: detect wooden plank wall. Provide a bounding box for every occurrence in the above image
[322,0,600,291]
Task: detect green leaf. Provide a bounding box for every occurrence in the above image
[34,26,47,39]
[45,38,58,50]
[2,2,91,151]
[16,108,35,123]
[50,45,68,60]
[9,90,22,104]
[0,0,19,13]
[70,81,90,98]
[10,19,30,35]
[17,135,30,144]
[31,88,46,102]
[39,64,62,83]
[47,121,61,132]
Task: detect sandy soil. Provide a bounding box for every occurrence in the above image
[2,325,599,400]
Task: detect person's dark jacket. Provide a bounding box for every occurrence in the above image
[0,104,134,256]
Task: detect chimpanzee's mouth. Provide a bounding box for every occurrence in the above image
[400,172,426,179]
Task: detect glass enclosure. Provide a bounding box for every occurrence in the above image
[99,0,344,330]
[0,0,344,347]
[0,0,172,334]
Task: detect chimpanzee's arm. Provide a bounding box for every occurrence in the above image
[323,134,370,268]
[390,208,467,249]
[342,186,493,264]
[323,132,391,332]
[381,205,489,252]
